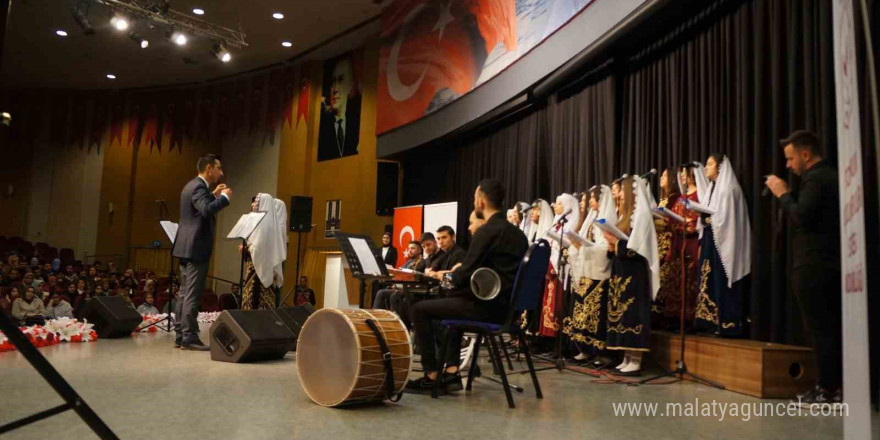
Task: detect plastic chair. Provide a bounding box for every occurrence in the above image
[434,239,550,408]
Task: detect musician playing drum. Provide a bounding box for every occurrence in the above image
[406,179,529,394]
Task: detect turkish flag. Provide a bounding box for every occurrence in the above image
[376,0,516,134]
[392,205,424,267]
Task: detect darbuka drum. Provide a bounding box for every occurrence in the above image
[296,308,412,407]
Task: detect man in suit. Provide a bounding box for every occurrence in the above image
[172,154,232,350]
[318,57,361,161]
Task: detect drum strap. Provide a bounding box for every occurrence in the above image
[365,319,403,403]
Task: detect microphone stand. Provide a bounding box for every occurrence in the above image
[525,214,599,378]
[639,196,723,389]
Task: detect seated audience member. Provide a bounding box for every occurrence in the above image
[106,262,119,278]
[42,274,62,295]
[12,286,47,326]
[62,265,78,284]
[1,286,20,313]
[22,272,41,290]
[74,287,95,318]
[379,232,398,267]
[45,293,75,319]
[86,266,101,285]
[30,254,40,267]
[143,279,157,298]
[294,276,316,306]
[18,260,29,272]
[51,258,62,274]
[65,282,78,299]
[115,286,136,309]
[230,283,240,297]
[137,293,160,315]
[0,271,8,288]
[32,267,46,283]
[94,285,106,296]
[43,263,54,276]
[162,284,180,313]
[76,279,88,297]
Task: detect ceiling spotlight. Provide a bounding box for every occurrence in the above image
[192,8,205,15]
[272,12,284,19]
[212,44,231,63]
[106,74,116,79]
[70,1,95,35]
[110,14,129,31]
[281,41,292,47]
[55,30,68,37]
[170,32,187,46]
[129,32,148,48]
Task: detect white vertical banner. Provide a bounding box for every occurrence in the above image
[832,0,871,437]
[423,202,459,238]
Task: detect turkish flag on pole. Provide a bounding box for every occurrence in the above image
[376,0,516,134]
[392,205,424,267]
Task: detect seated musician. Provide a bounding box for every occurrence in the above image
[425,225,467,280]
[405,179,528,394]
[388,233,444,329]
[372,241,422,310]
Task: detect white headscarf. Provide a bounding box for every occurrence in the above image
[578,191,596,238]
[527,199,554,243]
[553,193,581,235]
[248,193,286,288]
[572,185,616,282]
[272,198,288,287]
[680,162,711,238]
[593,184,618,242]
[706,156,751,287]
[628,176,660,299]
[517,201,532,234]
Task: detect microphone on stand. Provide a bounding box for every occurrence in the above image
[556,207,572,224]
[640,168,658,179]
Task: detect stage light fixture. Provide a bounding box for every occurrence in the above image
[71,1,95,35]
[193,8,205,15]
[212,43,231,63]
[110,13,130,31]
[281,41,292,47]
[129,32,149,48]
[272,12,284,19]
[106,74,117,79]
[170,31,187,46]
[56,30,68,37]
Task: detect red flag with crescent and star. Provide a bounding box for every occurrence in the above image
[376,0,516,134]
[392,205,424,267]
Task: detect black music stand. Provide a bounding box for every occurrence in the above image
[226,212,268,308]
[334,233,390,308]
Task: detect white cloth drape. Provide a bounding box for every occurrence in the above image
[707,156,752,287]
[628,177,660,299]
[248,194,287,288]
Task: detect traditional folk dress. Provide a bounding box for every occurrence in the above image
[662,190,700,328]
[241,194,287,311]
[537,194,580,337]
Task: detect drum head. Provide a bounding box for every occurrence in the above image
[296,309,359,407]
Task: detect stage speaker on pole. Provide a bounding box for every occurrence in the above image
[273,304,315,351]
[376,161,399,216]
[290,196,313,232]
[80,296,143,338]
[209,310,295,363]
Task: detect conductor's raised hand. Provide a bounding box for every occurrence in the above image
[221,186,233,199]
[213,183,228,198]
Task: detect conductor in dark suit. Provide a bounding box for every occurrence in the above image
[318,56,361,162]
[172,154,232,350]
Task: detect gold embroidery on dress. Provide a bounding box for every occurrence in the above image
[607,323,643,335]
[607,276,633,324]
[721,322,737,329]
[542,280,559,331]
[563,278,606,348]
[695,259,718,325]
[657,231,673,259]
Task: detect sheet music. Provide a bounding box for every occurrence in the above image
[564,231,594,247]
[594,219,629,240]
[653,207,684,223]
[545,231,571,248]
[160,221,178,244]
[227,212,267,239]
[350,238,382,276]
[685,200,716,215]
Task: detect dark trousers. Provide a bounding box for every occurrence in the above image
[791,265,842,391]
[175,259,209,343]
[411,295,506,373]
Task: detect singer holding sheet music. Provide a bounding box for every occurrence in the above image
[172,154,231,351]
[765,130,842,405]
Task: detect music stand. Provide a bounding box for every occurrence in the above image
[139,221,178,333]
[226,212,268,308]
[334,233,390,308]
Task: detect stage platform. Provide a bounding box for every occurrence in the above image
[0,325,847,440]
[651,331,816,399]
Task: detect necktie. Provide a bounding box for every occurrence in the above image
[336,119,345,154]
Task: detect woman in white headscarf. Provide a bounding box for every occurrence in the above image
[535,193,580,339]
[694,154,751,337]
[564,185,617,358]
[242,193,286,310]
[516,201,532,234]
[601,176,658,375]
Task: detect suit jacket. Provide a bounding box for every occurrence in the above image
[317,96,362,161]
[172,177,230,262]
[380,246,398,267]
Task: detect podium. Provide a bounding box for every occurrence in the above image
[322,253,351,309]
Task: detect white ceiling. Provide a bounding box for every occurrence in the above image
[1,0,383,90]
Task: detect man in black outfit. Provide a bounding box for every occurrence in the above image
[426,225,467,277]
[172,154,231,351]
[405,179,528,394]
[765,130,842,406]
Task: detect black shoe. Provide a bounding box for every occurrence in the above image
[797,387,839,409]
[181,340,210,351]
[174,338,182,349]
[441,372,463,392]
[792,386,821,405]
[404,376,445,395]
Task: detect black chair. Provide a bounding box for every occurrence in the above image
[434,239,551,408]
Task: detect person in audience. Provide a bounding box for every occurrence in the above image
[32,267,46,283]
[12,286,46,326]
[115,286,136,309]
[106,262,119,277]
[379,232,398,267]
[30,254,40,267]
[294,276,316,306]
[137,293,160,315]
[45,293,75,319]
[230,284,240,297]
[0,271,9,288]
[62,265,78,284]
[602,176,658,376]
[42,274,62,295]
[406,179,528,393]
[51,258,62,274]
[65,282,78,299]
[94,284,105,296]
[694,154,751,337]
[22,272,41,290]
[163,285,180,314]
[43,262,54,276]
[426,226,467,279]
[76,279,88,297]
[144,279,157,297]
[86,266,101,285]
[1,286,20,313]
[74,286,94,318]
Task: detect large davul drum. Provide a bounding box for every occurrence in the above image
[296,308,412,407]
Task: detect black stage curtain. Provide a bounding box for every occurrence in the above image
[401,0,878,346]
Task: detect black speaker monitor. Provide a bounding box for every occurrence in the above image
[273,304,315,351]
[290,196,313,232]
[209,310,295,363]
[81,296,143,338]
